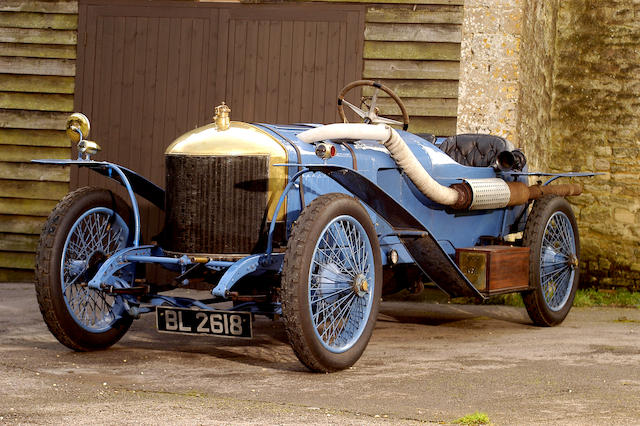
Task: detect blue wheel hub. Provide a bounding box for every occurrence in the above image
[61,207,130,332]
[308,215,375,354]
[540,211,577,311]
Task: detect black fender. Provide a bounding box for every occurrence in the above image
[306,164,485,299]
[86,164,164,210]
[32,159,164,210]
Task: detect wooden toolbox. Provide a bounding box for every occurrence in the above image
[455,245,530,295]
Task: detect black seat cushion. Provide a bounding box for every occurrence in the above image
[439,133,514,168]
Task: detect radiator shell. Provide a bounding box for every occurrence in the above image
[164,154,269,254]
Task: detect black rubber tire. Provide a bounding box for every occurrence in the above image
[35,187,134,351]
[522,196,580,326]
[281,193,382,372]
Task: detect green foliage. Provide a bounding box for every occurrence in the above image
[614,316,640,323]
[387,286,640,308]
[485,292,524,307]
[452,411,491,425]
[480,289,639,308]
[573,288,640,308]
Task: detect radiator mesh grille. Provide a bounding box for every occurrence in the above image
[164,155,269,254]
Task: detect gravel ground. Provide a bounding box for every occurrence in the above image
[1,282,639,425]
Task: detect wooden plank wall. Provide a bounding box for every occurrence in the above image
[256,0,463,135]
[0,0,462,283]
[0,1,77,282]
[361,0,463,136]
[74,2,365,252]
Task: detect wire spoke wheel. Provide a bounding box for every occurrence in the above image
[540,212,576,311]
[61,207,129,332]
[309,216,375,353]
[282,194,382,372]
[35,187,134,351]
[523,196,580,326]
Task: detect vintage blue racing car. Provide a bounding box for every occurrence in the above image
[33,80,594,372]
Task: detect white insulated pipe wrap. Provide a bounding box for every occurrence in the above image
[297,123,390,143]
[383,128,460,206]
[297,123,516,210]
[297,123,460,206]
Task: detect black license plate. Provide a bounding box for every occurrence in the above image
[156,307,252,338]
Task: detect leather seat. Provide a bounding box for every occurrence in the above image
[439,133,525,170]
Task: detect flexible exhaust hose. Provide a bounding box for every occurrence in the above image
[382,127,460,206]
[298,123,460,206]
[297,123,390,143]
[297,123,582,210]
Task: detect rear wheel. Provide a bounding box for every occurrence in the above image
[522,196,580,326]
[281,194,382,372]
[35,187,134,350]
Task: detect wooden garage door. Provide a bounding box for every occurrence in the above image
[73,0,364,246]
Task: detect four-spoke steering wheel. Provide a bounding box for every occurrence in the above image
[337,80,410,131]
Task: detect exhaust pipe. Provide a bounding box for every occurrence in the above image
[298,124,460,206]
[297,124,581,210]
[496,150,515,171]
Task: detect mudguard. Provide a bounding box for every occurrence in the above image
[306,164,485,299]
[32,159,165,210]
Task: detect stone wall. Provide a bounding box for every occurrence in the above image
[516,0,559,171]
[458,0,560,169]
[457,0,522,145]
[458,0,640,289]
[552,0,640,289]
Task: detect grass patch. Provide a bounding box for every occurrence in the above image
[387,286,640,308]
[485,292,524,307]
[614,316,640,323]
[452,411,491,425]
[448,293,524,306]
[573,288,640,308]
[474,289,640,308]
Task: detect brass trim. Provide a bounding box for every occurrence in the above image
[165,121,289,221]
[163,251,284,262]
[341,140,358,170]
[78,140,101,156]
[250,122,305,208]
[213,102,231,131]
[66,112,90,143]
[457,251,487,291]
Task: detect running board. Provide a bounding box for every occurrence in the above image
[307,165,485,299]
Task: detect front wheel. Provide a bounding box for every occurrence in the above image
[281,194,382,372]
[35,187,134,351]
[522,196,580,326]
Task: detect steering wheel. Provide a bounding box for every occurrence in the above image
[337,80,410,131]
